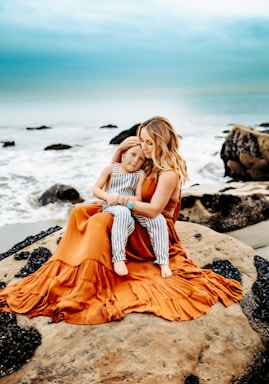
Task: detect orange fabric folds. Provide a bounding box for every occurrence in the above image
[0,176,242,325]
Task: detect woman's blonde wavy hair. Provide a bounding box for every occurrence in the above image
[137,116,189,184]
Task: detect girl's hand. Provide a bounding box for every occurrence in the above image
[106,191,119,206]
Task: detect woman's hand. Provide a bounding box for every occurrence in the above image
[111,136,141,163]
[118,136,141,152]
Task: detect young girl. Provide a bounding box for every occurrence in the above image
[93,144,172,278]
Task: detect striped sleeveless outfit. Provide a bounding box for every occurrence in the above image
[103,163,169,264]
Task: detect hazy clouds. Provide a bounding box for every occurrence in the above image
[1,0,269,99]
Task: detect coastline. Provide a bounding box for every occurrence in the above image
[0,219,67,254]
[227,220,269,260]
[0,218,268,260]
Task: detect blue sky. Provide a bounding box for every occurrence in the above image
[1,0,269,101]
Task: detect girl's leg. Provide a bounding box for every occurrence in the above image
[132,213,172,277]
[104,206,135,275]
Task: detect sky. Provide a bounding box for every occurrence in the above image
[1,0,269,101]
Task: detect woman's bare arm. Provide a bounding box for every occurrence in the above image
[134,170,146,201]
[130,171,179,218]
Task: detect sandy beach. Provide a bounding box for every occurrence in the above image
[0,219,67,254]
[227,220,269,261]
[1,218,268,260]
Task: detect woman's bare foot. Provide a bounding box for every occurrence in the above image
[114,261,128,276]
[160,264,172,278]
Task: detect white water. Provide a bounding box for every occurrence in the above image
[0,93,268,226]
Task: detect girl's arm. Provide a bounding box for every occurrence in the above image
[92,165,113,202]
[111,136,141,163]
[129,171,179,218]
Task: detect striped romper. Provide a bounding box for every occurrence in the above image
[103,163,169,265]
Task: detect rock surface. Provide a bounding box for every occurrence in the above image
[0,222,267,383]
[180,181,269,232]
[221,125,269,181]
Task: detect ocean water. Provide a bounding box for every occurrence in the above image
[0,93,268,227]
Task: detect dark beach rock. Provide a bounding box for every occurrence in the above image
[184,375,200,384]
[44,144,72,150]
[109,123,140,144]
[258,122,269,128]
[221,125,269,181]
[1,141,15,147]
[202,259,242,283]
[234,348,269,384]
[236,254,269,384]
[0,226,62,261]
[15,247,52,278]
[180,181,269,232]
[39,184,84,206]
[0,312,42,378]
[256,123,269,135]
[26,125,51,130]
[252,255,269,322]
[14,251,30,260]
[100,124,118,129]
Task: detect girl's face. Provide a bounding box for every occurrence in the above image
[122,145,145,172]
[140,127,158,159]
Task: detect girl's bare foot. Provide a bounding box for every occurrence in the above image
[160,264,172,278]
[114,261,128,276]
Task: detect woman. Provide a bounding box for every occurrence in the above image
[0,116,242,325]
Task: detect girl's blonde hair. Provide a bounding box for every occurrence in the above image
[137,116,189,184]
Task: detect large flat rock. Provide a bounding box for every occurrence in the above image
[180,181,269,232]
[0,221,266,383]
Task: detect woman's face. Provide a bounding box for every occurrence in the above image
[140,127,156,159]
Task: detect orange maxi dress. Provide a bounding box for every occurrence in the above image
[0,170,242,324]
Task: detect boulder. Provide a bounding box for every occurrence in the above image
[0,222,267,383]
[1,141,15,147]
[26,125,51,130]
[44,144,72,150]
[100,124,118,129]
[257,122,269,131]
[180,181,269,232]
[109,123,140,144]
[39,184,84,206]
[221,125,269,181]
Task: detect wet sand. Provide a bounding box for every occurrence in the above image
[0,219,67,254]
[227,220,269,260]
